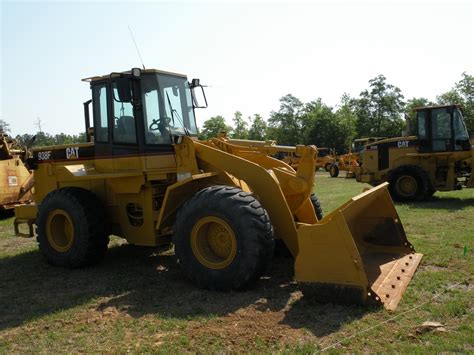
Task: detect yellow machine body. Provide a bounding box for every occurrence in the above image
[14,68,422,310]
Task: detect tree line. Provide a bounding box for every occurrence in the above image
[1,73,472,154]
[0,119,87,148]
[199,73,473,153]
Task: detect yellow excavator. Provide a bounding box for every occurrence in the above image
[14,68,422,310]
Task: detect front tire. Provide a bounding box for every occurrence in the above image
[329,164,339,178]
[173,186,274,291]
[36,187,109,268]
[310,193,324,220]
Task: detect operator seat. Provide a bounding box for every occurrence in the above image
[117,116,136,143]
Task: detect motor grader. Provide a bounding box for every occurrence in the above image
[356,105,473,201]
[14,68,422,310]
[328,151,358,178]
[0,133,32,210]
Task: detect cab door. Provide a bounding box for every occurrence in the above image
[429,107,454,152]
[110,81,142,171]
[416,107,455,153]
[92,78,145,172]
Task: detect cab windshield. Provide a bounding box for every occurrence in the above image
[141,73,198,144]
[453,109,469,140]
[352,140,366,153]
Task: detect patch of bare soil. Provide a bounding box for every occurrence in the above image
[184,291,314,349]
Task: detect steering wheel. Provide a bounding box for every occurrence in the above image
[149,117,171,131]
[149,119,161,131]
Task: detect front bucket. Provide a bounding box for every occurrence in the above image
[294,183,422,310]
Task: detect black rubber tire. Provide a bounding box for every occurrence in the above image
[173,185,274,291]
[388,165,432,202]
[329,164,339,178]
[36,187,110,268]
[324,163,332,172]
[310,193,324,220]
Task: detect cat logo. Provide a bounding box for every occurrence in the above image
[66,147,80,159]
[397,141,409,148]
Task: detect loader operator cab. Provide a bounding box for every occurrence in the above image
[83,68,206,157]
[416,105,471,153]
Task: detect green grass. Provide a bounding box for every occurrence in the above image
[0,173,473,352]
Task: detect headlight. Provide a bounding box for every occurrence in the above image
[131,68,141,78]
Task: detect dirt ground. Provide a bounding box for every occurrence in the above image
[1,234,379,352]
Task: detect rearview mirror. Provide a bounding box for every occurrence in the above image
[190,79,208,109]
[190,78,200,88]
[114,77,133,102]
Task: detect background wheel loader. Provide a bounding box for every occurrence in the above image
[14,68,422,310]
[356,105,473,201]
[0,133,32,212]
[275,147,334,172]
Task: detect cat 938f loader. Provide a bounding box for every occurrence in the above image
[14,68,422,310]
[356,105,473,202]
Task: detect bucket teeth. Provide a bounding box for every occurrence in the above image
[366,252,423,310]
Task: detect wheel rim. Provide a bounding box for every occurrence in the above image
[191,216,237,269]
[330,166,337,175]
[396,175,418,197]
[46,209,75,252]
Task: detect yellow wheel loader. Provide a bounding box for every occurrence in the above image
[14,68,422,310]
[0,133,32,211]
[356,105,473,202]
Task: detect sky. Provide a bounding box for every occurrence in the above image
[1,0,473,136]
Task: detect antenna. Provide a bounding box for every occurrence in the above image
[128,25,145,70]
[35,116,43,133]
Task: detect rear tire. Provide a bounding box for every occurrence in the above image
[324,163,332,172]
[173,186,274,291]
[329,164,339,178]
[36,187,109,268]
[388,165,431,202]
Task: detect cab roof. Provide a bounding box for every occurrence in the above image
[81,68,187,82]
[415,104,462,111]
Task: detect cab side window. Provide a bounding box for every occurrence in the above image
[112,83,137,144]
[92,84,109,142]
[417,111,426,139]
